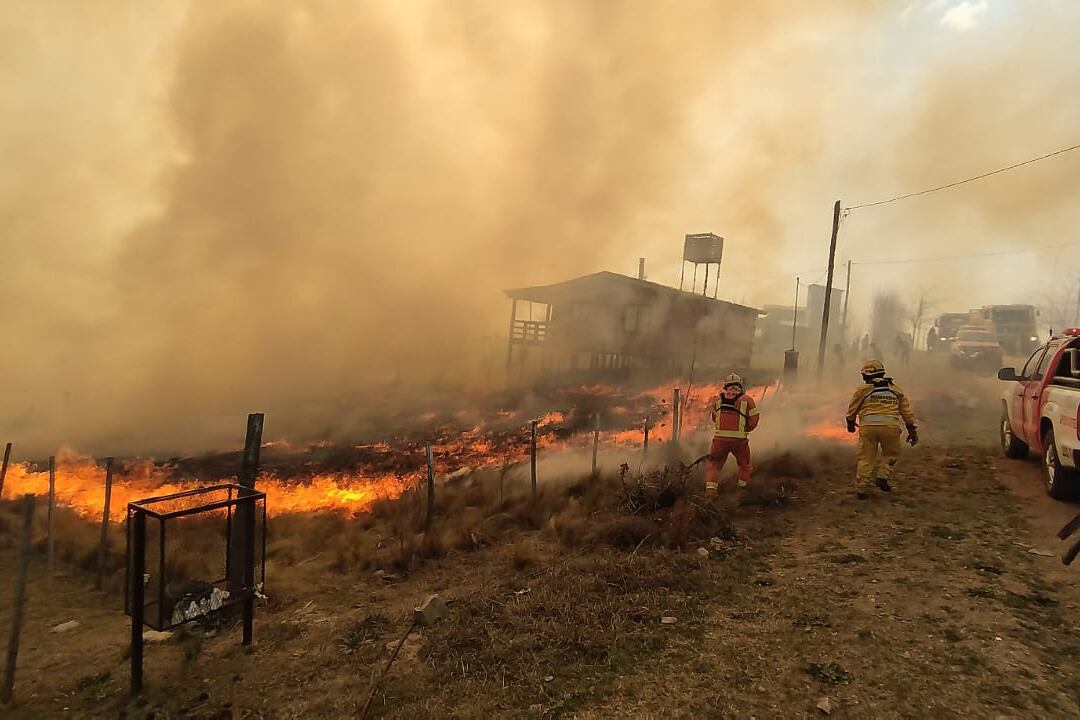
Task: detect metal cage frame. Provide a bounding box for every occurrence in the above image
[125,483,266,693]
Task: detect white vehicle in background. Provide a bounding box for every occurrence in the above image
[998,329,1080,500]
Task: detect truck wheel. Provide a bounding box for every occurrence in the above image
[1000,408,1028,459]
[1042,428,1080,501]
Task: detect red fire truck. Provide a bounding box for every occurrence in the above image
[998,329,1080,499]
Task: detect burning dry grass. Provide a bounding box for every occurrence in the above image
[0,434,841,612]
[0,439,852,718]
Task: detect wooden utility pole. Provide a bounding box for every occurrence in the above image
[842,259,852,338]
[425,445,435,532]
[816,200,842,379]
[792,277,801,350]
[0,442,11,498]
[95,458,114,591]
[47,457,55,573]
[2,495,34,706]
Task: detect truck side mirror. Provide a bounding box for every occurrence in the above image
[997,367,1021,382]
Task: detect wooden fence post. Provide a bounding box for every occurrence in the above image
[425,445,435,532]
[230,413,263,593]
[643,416,649,455]
[47,457,55,573]
[530,420,538,499]
[0,442,11,498]
[672,389,681,442]
[95,458,114,591]
[591,413,600,475]
[2,495,34,706]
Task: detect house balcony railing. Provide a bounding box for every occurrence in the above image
[510,319,548,345]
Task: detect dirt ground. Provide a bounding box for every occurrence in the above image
[2,370,1080,719]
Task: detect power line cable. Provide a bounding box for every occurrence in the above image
[845,141,1080,211]
[852,240,1080,267]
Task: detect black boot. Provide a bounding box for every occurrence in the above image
[874,477,892,493]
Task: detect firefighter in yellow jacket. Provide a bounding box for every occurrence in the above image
[845,359,918,498]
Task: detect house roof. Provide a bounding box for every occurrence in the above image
[504,271,760,314]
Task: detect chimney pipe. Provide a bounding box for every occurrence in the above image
[638,257,645,280]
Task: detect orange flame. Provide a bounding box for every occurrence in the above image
[1,378,852,523]
[0,450,412,522]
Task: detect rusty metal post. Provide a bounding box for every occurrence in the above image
[95,458,114,591]
[47,456,55,573]
[130,510,145,695]
[0,442,11,498]
[2,495,33,706]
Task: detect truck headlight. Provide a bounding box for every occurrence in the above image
[1030,336,1038,342]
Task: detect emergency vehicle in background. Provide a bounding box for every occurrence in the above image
[998,328,1080,500]
[950,325,1004,372]
[971,304,1040,355]
[931,313,969,353]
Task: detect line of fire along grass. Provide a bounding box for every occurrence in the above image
[375,536,777,718]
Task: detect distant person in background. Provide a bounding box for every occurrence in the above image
[894,333,912,366]
[926,326,939,354]
[861,334,871,353]
[832,343,845,374]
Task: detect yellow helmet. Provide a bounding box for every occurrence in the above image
[723,372,744,389]
[861,359,886,377]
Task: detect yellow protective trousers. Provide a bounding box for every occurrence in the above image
[856,424,901,491]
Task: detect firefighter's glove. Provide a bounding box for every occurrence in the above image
[906,425,919,446]
[846,418,857,434]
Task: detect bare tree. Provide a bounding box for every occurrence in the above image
[909,287,938,351]
[1040,278,1080,335]
[870,291,908,349]
[868,289,911,367]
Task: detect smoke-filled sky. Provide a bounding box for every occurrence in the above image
[3,0,1079,455]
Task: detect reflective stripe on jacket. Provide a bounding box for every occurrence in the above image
[845,380,915,428]
[713,395,760,439]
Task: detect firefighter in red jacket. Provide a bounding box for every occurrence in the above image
[706,373,760,495]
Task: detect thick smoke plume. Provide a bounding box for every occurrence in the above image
[3,1,1078,456]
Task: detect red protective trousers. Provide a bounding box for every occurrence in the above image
[706,437,753,489]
